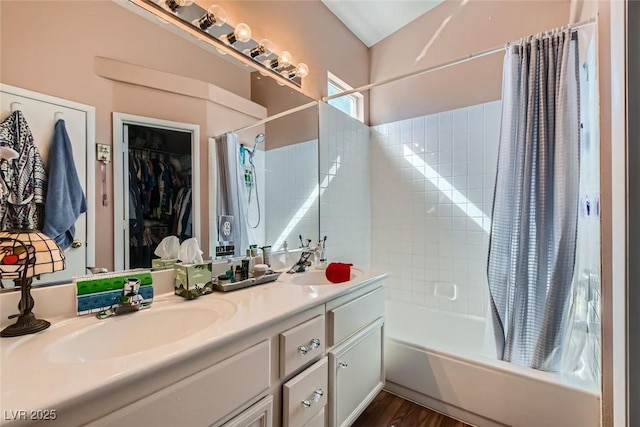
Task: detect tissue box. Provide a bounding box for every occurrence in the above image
[174,262,214,300]
[152,258,179,269]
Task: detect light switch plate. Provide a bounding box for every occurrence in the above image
[96,143,111,163]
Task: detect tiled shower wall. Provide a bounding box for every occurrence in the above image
[265,140,319,250]
[319,103,371,267]
[371,101,501,317]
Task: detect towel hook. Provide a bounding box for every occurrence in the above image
[54,112,64,122]
[10,102,23,113]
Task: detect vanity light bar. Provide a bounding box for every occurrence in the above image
[135,0,308,89]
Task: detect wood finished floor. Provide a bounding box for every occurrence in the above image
[352,391,473,427]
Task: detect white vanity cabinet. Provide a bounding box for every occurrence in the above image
[40,279,385,427]
[280,284,385,427]
[326,287,385,427]
[86,340,272,427]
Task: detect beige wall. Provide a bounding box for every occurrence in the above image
[209,0,370,118]
[251,73,318,150]
[368,0,572,125]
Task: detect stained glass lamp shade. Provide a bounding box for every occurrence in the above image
[0,230,65,337]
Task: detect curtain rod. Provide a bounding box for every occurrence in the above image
[227,101,318,135]
[322,16,597,102]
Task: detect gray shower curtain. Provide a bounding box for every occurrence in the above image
[216,132,251,257]
[488,29,580,371]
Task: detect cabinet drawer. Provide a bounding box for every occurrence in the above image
[280,314,325,378]
[328,287,384,346]
[221,395,273,427]
[329,319,384,427]
[304,408,325,427]
[283,357,328,427]
[89,340,271,427]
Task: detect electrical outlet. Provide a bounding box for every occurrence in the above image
[96,144,111,163]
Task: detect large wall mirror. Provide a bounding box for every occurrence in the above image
[0,0,319,290]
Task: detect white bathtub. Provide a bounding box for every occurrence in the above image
[384,301,601,427]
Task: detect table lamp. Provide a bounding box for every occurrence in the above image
[0,230,65,337]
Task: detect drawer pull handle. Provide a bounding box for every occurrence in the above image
[298,338,321,355]
[338,361,349,369]
[301,389,324,409]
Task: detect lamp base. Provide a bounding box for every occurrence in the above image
[0,312,50,337]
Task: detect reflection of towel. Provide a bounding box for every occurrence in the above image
[43,120,86,250]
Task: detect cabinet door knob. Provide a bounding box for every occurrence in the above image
[301,389,324,409]
[71,240,83,249]
[297,338,321,355]
[338,361,349,369]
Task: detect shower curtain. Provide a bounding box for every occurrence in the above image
[216,132,253,257]
[487,29,580,371]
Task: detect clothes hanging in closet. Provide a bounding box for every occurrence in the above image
[0,111,47,230]
[128,149,191,267]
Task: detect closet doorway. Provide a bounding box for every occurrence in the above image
[113,114,200,271]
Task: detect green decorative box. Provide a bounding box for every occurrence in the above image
[152,258,179,269]
[174,262,214,300]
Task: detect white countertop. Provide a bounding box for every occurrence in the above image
[0,268,387,420]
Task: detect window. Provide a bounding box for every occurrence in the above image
[327,72,364,122]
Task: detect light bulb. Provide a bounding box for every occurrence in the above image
[195,4,226,31]
[163,0,193,13]
[224,23,252,45]
[279,51,293,68]
[263,58,279,70]
[295,63,309,78]
[235,23,252,43]
[247,38,274,58]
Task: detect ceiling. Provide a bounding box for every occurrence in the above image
[321,0,444,47]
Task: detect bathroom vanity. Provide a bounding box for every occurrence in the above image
[0,269,386,427]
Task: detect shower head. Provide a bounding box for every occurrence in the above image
[255,133,265,145]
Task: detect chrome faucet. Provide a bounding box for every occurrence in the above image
[288,251,314,274]
[96,278,151,319]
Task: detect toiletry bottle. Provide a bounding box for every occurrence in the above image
[261,246,272,267]
[226,259,235,283]
[241,258,250,280]
[235,265,243,282]
[317,241,327,269]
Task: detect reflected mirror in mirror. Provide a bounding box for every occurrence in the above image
[212,101,319,259]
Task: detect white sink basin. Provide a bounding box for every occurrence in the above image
[5,300,237,364]
[289,268,361,286]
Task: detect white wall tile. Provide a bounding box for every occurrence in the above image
[372,100,501,317]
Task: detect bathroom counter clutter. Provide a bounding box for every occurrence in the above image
[0,267,387,426]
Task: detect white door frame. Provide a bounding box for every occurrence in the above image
[112,113,200,271]
[0,83,96,271]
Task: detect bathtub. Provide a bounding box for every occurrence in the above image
[384,301,601,427]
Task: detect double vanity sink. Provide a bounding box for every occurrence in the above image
[1,265,381,427]
[4,268,363,364]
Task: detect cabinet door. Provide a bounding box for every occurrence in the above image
[329,319,384,427]
[220,396,272,427]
